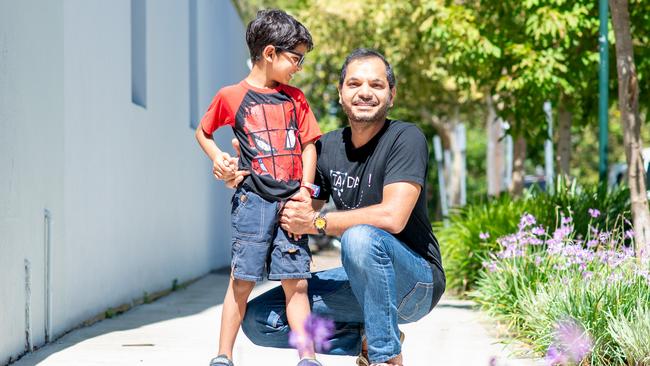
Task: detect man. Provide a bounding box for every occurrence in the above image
[226,49,445,366]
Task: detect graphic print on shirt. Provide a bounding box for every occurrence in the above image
[330,170,373,209]
[237,93,302,183]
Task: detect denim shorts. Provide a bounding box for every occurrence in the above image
[230,184,311,282]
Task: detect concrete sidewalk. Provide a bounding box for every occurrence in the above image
[11,251,541,366]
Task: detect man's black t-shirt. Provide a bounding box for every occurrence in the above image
[314,119,444,274]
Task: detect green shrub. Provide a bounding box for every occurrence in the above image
[436,178,630,294]
[607,305,650,365]
[472,207,649,365]
[436,194,527,293]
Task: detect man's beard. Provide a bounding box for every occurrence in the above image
[342,100,391,124]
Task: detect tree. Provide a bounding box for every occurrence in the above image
[234,0,649,208]
[609,0,650,255]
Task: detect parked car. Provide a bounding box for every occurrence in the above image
[609,147,650,199]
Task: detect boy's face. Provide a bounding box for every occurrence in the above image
[268,44,307,85]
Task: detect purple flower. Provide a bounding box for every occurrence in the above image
[625,230,635,239]
[482,260,499,273]
[518,213,537,230]
[289,331,311,356]
[545,345,569,366]
[479,232,490,240]
[545,320,593,365]
[535,256,543,266]
[289,314,334,355]
[588,208,601,218]
[488,356,498,366]
[561,216,573,225]
[555,320,593,363]
[532,226,547,236]
[598,232,610,243]
[305,314,334,352]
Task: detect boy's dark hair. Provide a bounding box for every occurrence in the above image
[246,9,313,63]
[339,48,396,90]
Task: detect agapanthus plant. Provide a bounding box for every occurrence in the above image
[480,209,648,286]
[475,209,650,365]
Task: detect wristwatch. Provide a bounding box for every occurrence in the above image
[313,213,327,235]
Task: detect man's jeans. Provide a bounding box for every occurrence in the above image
[241,224,446,363]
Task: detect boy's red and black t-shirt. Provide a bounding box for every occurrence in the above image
[201,80,321,201]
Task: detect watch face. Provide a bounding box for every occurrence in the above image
[315,217,326,229]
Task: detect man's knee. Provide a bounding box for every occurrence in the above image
[241,296,287,347]
[341,225,386,266]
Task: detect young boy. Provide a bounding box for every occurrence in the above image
[195,9,323,366]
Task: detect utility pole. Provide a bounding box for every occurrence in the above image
[433,136,449,225]
[544,101,555,193]
[599,0,609,183]
[456,124,467,206]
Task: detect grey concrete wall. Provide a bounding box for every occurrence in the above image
[0,0,65,361]
[0,0,249,363]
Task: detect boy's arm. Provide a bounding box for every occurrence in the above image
[195,124,238,181]
[301,141,317,184]
[286,141,317,239]
[295,141,317,200]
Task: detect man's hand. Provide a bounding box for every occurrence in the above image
[294,186,312,203]
[280,191,317,236]
[283,187,313,240]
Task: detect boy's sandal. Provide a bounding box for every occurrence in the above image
[209,354,234,366]
[356,331,405,366]
[296,358,324,366]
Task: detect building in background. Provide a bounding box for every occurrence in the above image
[0,1,248,363]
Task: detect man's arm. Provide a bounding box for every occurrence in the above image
[280,181,420,236]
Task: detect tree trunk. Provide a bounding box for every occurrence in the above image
[557,97,572,178]
[447,107,462,206]
[486,95,505,196]
[510,135,526,196]
[610,0,650,255]
[421,109,463,207]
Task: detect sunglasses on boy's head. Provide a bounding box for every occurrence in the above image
[274,46,306,66]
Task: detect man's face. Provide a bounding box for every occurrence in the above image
[339,57,395,124]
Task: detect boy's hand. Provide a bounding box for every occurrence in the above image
[222,138,250,188]
[212,152,236,180]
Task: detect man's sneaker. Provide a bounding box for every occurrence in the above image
[355,330,405,366]
[296,358,323,366]
[209,354,234,366]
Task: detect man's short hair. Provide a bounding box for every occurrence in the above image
[339,48,396,90]
[245,9,313,63]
